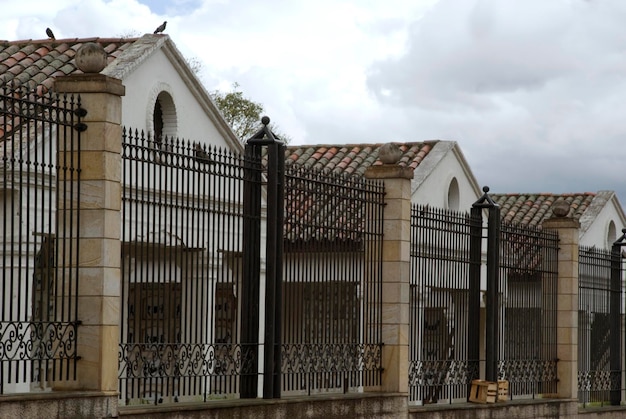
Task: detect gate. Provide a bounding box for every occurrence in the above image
[0,86,84,393]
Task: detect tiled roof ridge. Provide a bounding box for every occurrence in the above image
[493,191,597,197]
[491,191,598,227]
[286,140,439,150]
[102,34,167,80]
[0,36,141,46]
[282,140,439,177]
[0,36,144,92]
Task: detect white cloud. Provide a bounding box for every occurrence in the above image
[366,0,626,200]
[2,0,626,202]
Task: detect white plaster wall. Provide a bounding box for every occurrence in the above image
[580,199,625,249]
[120,50,232,150]
[411,145,481,211]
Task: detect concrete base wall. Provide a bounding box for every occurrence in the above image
[410,399,578,419]
[410,399,626,419]
[578,407,626,419]
[119,393,408,419]
[5,393,626,419]
[0,391,118,419]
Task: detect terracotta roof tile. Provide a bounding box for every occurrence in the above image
[12,51,27,61]
[4,56,17,67]
[281,141,437,177]
[491,192,597,227]
[0,36,139,91]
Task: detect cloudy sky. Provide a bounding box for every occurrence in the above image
[3,0,626,203]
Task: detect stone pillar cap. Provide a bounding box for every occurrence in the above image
[75,42,108,73]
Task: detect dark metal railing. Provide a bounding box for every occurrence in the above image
[409,190,560,405]
[409,205,481,404]
[119,130,259,404]
[498,221,559,398]
[281,165,385,394]
[0,86,84,393]
[119,127,384,403]
[578,244,624,407]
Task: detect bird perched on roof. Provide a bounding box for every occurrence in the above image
[46,27,55,40]
[154,21,167,34]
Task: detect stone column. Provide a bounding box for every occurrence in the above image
[365,144,413,395]
[54,43,125,392]
[542,204,580,400]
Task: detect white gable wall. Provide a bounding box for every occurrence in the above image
[580,196,626,249]
[411,142,481,211]
[119,48,236,150]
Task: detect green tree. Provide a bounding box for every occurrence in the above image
[210,83,290,143]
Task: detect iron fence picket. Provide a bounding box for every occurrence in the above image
[408,205,479,404]
[119,132,384,403]
[119,131,257,404]
[577,245,624,407]
[497,221,559,399]
[409,204,559,404]
[280,165,384,394]
[0,86,83,393]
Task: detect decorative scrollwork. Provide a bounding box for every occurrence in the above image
[578,370,621,392]
[280,343,381,375]
[0,321,78,361]
[118,343,253,379]
[498,359,558,384]
[409,359,477,387]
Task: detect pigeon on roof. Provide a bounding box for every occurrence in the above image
[46,27,55,40]
[154,21,167,34]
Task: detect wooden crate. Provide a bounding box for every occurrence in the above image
[497,380,509,402]
[468,379,497,404]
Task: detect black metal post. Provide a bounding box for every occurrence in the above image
[246,116,285,399]
[485,204,500,382]
[468,206,483,395]
[611,229,626,405]
[240,143,262,398]
[272,140,285,399]
[472,186,500,382]
[264,142,277,399]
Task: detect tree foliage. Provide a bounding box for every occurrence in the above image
[211,83,264,141]
[210,83,290,143]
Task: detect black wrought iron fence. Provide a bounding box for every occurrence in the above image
[119,130,384,403]
[0,86,84,394]
[281,165,384,394]
[409,200,560,405]
[119,130,259,404]
[498,221,559,398]
[578,245,623,407]
[409,205,481,404]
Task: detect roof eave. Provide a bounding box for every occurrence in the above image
[101,34,164,80]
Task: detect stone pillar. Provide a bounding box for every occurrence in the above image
[542,205,580,400]
[54,43,125,392]
[365,144,413,395]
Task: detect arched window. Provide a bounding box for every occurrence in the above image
[607,220,616,249]
[153,98,163,143]
[152,91,177,144]
[151,91,177,163]
[447,177,460,211]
